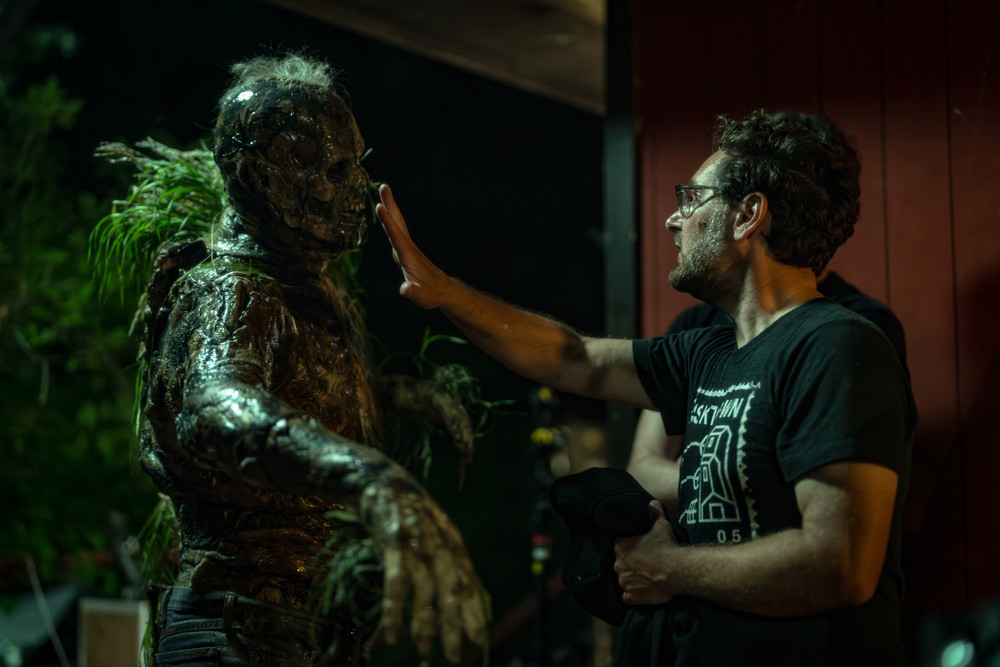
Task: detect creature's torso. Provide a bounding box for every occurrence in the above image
[140,245,380,611]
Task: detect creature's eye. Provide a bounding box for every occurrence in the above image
[289,139,318,168]
[326,160,349,181]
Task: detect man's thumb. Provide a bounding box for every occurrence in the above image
[648,499,665,522]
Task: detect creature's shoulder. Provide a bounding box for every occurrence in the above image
[145,240,211,313]
[147,244,288,307]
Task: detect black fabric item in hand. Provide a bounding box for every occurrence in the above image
[550,467,687,626]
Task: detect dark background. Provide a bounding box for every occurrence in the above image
[3,0,609,664]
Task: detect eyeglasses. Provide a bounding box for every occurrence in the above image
[675,184,721,218]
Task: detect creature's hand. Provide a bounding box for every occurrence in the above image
[383,373,475,465]
[376,184,454,310]
[359,474,487,663]
[613,500,680,606]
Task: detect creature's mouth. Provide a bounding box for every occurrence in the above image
[304,196,367,220]
[338,208,368,229]
[299,200,368,251]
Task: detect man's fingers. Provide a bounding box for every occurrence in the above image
[614,535,636,561]
[378,182,397,211]
[621,588,666,607]
[649,499,665,521]
[376,203,401,242]
[376,184,409,239]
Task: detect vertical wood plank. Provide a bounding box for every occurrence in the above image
[947,0,1000,604]
[818,0,889,302]
[881,0,966,621]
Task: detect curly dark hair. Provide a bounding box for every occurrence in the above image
[713,109,861,274]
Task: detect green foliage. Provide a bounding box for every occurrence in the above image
[90,140,225,304]
[0,58,157,594]
[133,494,180,588]
[317,510,382,629]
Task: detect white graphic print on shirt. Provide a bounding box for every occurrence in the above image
[679,381,760,544]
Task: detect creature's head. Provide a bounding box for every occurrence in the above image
[214,55,370,256]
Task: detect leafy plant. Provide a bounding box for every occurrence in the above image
[89,140,226,304]
[316,510,382,630]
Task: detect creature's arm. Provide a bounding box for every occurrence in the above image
[179,380,483,659]
[613,461,898,616]
[381,372,474,464]
[376,184,654,410]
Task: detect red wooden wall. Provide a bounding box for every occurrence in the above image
[633,0,1000,631]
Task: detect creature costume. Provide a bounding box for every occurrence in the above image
[625,299,916,666]
[97,57,486,666]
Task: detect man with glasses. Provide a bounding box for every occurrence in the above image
[627,113,909,522]
[376,109,915,665]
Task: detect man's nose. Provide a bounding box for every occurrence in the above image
[665,210,683,233]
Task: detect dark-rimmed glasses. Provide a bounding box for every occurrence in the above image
[675,184,721,218]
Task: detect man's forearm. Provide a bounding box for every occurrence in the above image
[436,279,586,388]
[435,279,652,407]
[662,528,868,617]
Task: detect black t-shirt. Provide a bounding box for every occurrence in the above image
[629,299,917,665]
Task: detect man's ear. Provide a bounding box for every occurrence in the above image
[733,193,768,242]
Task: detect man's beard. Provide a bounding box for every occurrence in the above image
[668,207,732,302]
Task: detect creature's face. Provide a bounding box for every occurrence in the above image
[261,95,370,252]
[216,86,371,256]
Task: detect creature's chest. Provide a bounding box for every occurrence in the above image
[152,271,381,448]
[267,291,379,445]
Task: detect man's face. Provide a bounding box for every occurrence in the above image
[261,93,370,253]
[666,151,733,298]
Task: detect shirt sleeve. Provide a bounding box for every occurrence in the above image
[775,318,913,482]
[633,336,688,434]
[633,327,732,435]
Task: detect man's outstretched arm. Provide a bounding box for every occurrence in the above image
[376,184,654,410]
